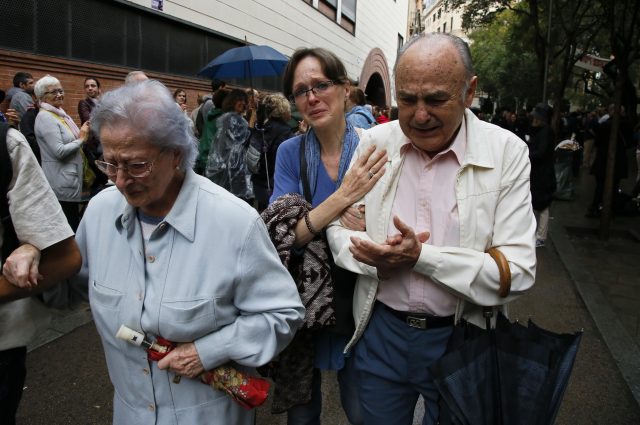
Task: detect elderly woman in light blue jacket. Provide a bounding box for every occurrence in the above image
[75,80,304,425]
[34,75,90,231]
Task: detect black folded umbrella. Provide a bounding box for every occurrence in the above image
[430,312,582,425]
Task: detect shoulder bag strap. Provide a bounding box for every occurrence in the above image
[299,132,313,203]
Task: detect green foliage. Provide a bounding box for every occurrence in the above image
[445,0,511,31]
[469,9,539,110]
[447,0,639,116]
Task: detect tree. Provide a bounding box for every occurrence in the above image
[598,0,640,239]
[469,8,538,111]
[546,0,603,132]
[447,0,603,132]
[446,0,550,95]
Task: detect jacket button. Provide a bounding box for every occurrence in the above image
[142,368,149,375]
[147,255,155,263]
[148,404,155,411]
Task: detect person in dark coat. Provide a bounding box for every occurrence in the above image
[527,103,556,247]
[250,94,294,212]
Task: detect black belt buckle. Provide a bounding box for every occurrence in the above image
[406,316,427,329]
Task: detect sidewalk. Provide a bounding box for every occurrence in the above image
[548,161,640,406]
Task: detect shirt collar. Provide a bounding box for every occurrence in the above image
[115,169,198,242]
[400,115,467,166]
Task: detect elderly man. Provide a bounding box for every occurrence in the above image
[327,33,536,424]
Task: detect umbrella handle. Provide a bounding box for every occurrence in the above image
[486,247,511,297]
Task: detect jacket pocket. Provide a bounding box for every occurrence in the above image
[90,280,124,310]
[159,298,218,340]
[60,163,79,188]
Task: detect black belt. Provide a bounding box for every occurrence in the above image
[378,301,454,329]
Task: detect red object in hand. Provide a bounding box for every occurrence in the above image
[146,336,175,362]
[145,336,270,409]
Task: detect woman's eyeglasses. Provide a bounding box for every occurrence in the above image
[44,89,64,97]
[95,158,158,179]
[289,80,336,102]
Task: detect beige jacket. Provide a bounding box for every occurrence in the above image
[327,110,537,353]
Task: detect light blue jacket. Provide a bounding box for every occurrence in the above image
[75,170,304,425]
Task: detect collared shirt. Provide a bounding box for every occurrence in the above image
[377,121,466,316]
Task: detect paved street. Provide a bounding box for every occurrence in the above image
[15,159,640,424]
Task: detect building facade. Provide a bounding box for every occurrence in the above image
[422,0,467,41]
[0,0,410,122]
[407,0,425,38]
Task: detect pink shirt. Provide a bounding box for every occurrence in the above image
[376,121,467,316]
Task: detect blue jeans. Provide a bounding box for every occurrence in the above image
[354,303,453,425]
[286,355,363,425]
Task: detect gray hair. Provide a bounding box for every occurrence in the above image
[34,75,61,100]
[90,80,197,170]
[394,33,475,97]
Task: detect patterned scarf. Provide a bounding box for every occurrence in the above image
[40,102,80,138]
[299,122,359,199]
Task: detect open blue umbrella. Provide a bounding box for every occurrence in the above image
[198,45,289,80]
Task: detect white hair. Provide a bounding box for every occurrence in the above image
[34,75,61,100]
[91,80,198,170]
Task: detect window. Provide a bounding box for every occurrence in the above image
[397,33,404,51]
[443,22,446,33]
[451,17,454,31]
[342,0,356,22]
[433,14,436,22]
[312,0,357,34]
[437,27,440,32]
[438,9,441,19]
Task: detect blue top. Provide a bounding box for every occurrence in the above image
[346,105,376,130]
[270,134,338,207]
[270,133,353,370]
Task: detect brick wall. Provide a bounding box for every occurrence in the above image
[0,48,214,125]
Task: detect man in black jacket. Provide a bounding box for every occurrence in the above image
[526,103,556,247]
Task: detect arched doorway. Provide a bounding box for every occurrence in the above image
[364,72,386,107]
[359,48,391,108]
